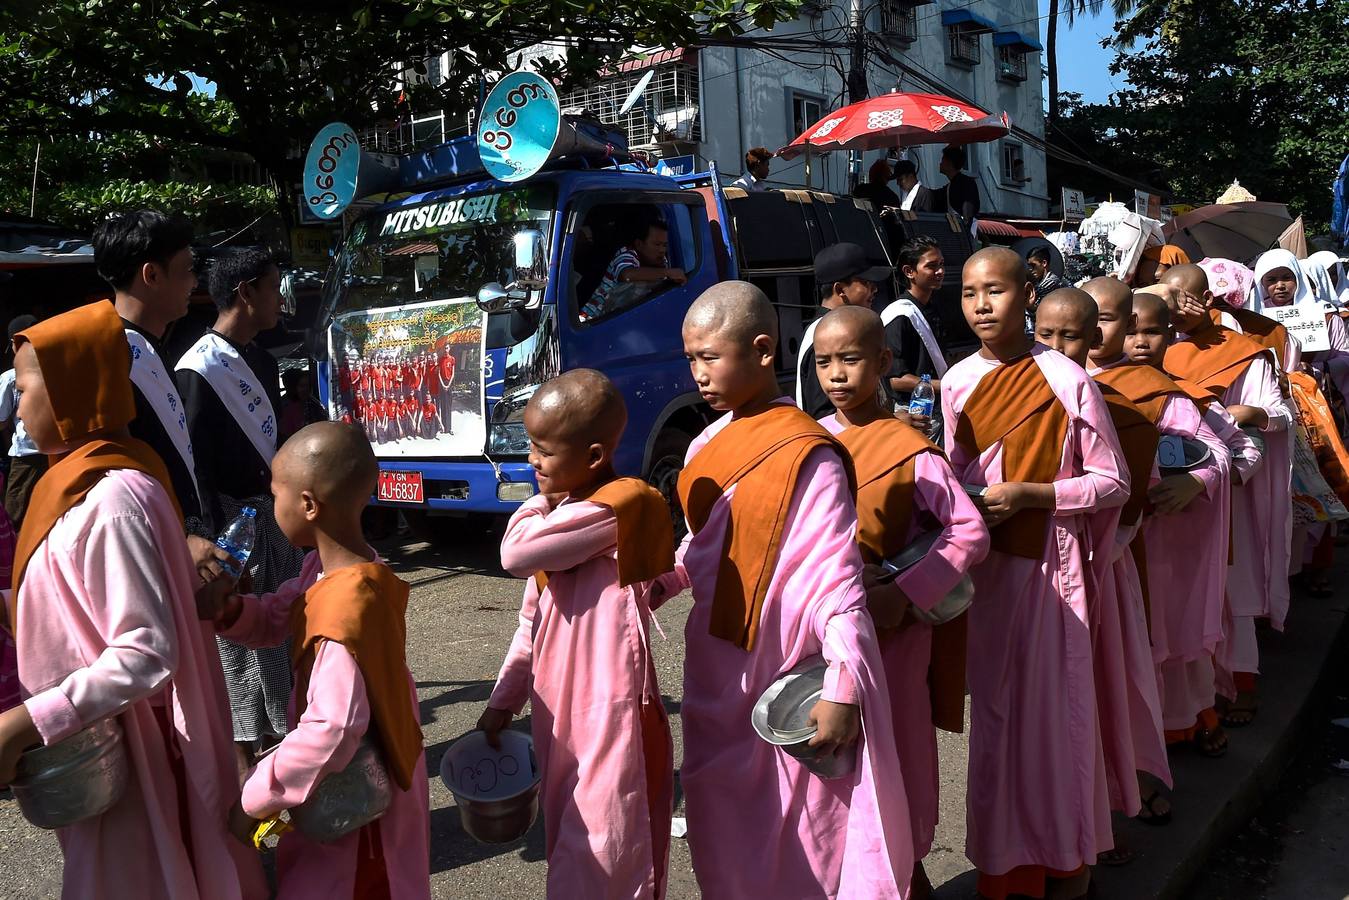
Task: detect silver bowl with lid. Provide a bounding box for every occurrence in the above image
[290,736,393,842]
[751,657,857,780]
[11,717,128,829]
[874,530,976,625]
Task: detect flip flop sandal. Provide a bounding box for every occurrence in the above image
[1098,846,1136,866]
[1135,790,1173,826]
[1195,726,1228,757]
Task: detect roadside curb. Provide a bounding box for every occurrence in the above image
[932,586,1349,899]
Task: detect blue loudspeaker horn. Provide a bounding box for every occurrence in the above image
[477,72,610,182]
[302,122,400,220]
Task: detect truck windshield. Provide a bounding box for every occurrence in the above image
[322,184,555,320]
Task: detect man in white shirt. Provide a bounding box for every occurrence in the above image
[731,147,774,192]
[0,314,44,528]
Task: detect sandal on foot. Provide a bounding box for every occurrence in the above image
[1135,789,1172,826]
[1098,846,1136,866]
[1220,694,1258,728]
[1195,725,1228,757]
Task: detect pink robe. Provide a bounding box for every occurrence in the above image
[224,552,431,900]
[1219,356,1293,650]
[819,415,990,859]
[942,344,1127,877]
[489,495,673,899]
[15,469,266,900]
[656,399,914,898]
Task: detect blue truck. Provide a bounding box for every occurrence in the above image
[314,115,974,532]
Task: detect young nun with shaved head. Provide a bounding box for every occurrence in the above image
[654,281,913,897]
[200,421,430,899]
[1082,280,1233,768]
[813,304,989,899]
[480,369,676,898]
[945,251,1129,900]
[1033,287,1172,848]
[1161,263,1292,728]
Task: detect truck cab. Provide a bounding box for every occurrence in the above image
[316,129,973,526]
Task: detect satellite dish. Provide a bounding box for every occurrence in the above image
[618,70,655,117]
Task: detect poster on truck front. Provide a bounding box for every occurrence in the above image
[327,297,487,458]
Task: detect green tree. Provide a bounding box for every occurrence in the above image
[0,0,803,228]
[1045,0,1139,126]
[1083,0,1349,226]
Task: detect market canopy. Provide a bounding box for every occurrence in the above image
[778,91,1010,160]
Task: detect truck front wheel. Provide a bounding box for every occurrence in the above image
[646,429,693,543]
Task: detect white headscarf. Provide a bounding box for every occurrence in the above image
[1299,257,1338,310]
[1307,250,1349,308]
[1252,248,1314,312]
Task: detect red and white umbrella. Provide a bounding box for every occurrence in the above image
[777,91,1011,160]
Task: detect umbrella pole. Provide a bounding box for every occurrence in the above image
[805,147,812,189]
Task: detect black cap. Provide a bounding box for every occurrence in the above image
[814,242,893,286]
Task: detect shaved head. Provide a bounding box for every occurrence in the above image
[964,246,1030,286]
[1082,277,1132,314]
[683,280,778,345]
[525,368,626,447]
[1133,291,1171,324]
[1160,263,1209,298]
[1039,288,1099,331]
[276,421,378,509]
[814,304,885,355]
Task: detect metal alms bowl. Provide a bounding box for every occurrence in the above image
[290,736,393,843]
[1158,435,1213,476]
[11,717,129,830]
[441,729,541,844]
[876,530,976,626]
[1240,425,1267,456]
[751,657,857,780]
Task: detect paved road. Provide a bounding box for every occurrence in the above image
[0,530,977,899]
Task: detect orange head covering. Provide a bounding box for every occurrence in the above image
[9,301,181,609]
[1140,244,1191,267]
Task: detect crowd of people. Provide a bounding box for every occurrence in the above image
[0,193,1348,900]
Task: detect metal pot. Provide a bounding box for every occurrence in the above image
[290,736,393,842]
[750,657,857,780]
[441,729,541,844]
[1158,435,1213,476]
[11,717,128,830]
[874,530,976,625]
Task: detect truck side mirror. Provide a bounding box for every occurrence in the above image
[513,228,547,287]
[476,281,532,311]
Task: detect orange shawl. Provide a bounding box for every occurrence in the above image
[677,404,854,650]
[1095,385,1160,530]
[837,418,967,733]
[1210,306,1289,370]
[952,354,1068,559]
[10,301,182,618]
[290,562,424,791]
[1164,323,1268,399]
[1092,363,1192,425]
[533,477,675,594]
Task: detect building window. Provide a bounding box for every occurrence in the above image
[997,46,1027,82]
[789,91,824,140]
[880,1,918,44]
[946,26,981,66]
[559,58,702,150]
[1000,140,1027,186]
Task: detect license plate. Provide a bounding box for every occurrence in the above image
[378,470,425,504]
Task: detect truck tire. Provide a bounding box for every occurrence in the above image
[646,428,694,543]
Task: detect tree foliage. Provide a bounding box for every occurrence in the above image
[1060,0,1349,227]
[0,0,803,229]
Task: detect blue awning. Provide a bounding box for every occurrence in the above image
[941,9,997,33]
[993,30,1043,52]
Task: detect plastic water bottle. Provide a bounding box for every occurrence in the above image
[215,507,258,580]
[908,374,939,440]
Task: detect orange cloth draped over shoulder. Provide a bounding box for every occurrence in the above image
[289,562,425,791]
[1093,363,1193,425]
[1094,385,1159,529]
[677,404,854,650]
[9,301,182,624]
[952,354,1068,559]
[836,417,968,733]
[1164,324,1268,398]
[531,477,675,594]
[1210,306,1290,371]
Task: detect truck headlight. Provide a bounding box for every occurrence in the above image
[488,422,531,455]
